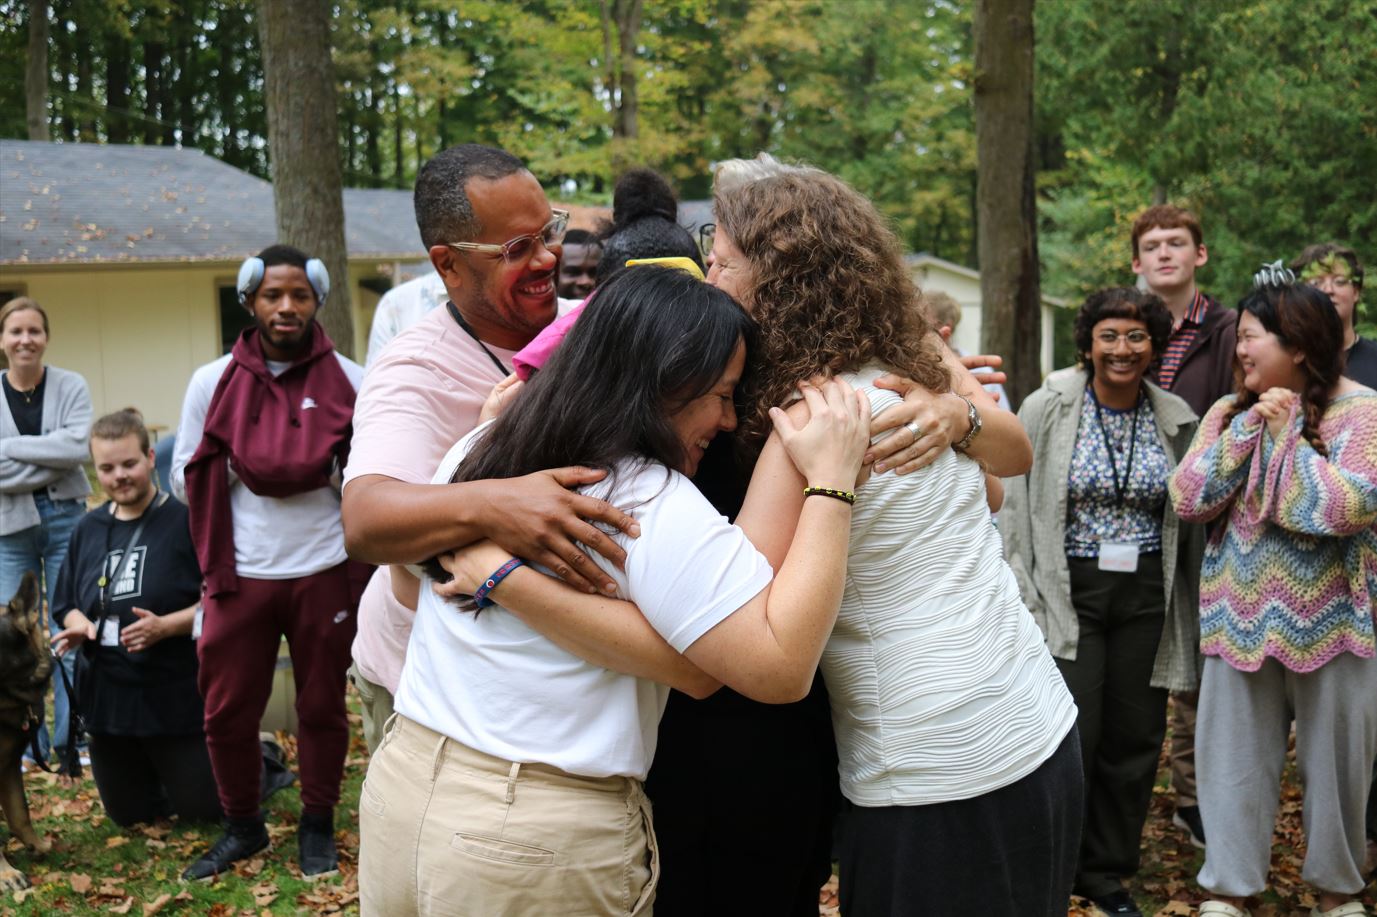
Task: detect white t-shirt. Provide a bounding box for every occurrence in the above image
[171,351,364,580]
[394,428,773,779]
[363,272,448,370]
[825,366,1077,806]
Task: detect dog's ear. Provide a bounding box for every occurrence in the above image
[4,571,42,632]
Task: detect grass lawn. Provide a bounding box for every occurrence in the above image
[5,695,1374,916]
[3,699,367,916]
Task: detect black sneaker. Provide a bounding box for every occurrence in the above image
[1089,889,1143,917]
[298,811,338,878]
[181,817,270,881]
[1173,804,1207,848]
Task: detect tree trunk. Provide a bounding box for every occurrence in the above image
[973,0,1041,410]
[143,40,164,144]
[614,0,641,142]
[602,0,642,172]
[257,0,355,359]
[25,0,49,141]
[76,38,96,140]
[106,28,131,143]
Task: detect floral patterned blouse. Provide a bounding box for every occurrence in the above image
[1064,390,1171,558]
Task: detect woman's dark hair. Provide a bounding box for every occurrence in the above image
[596,169,704,282]
[1225,280,1344,456]
[453,266,754,488]
[1073,287,1172,373]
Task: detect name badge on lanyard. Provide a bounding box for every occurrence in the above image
[1098,541,1140,573]
[1092,388,1142,574]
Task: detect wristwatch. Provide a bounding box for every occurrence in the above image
[953,395,982,452]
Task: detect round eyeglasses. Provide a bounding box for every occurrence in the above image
[1095,329,1152,348]
[447,209,571,264]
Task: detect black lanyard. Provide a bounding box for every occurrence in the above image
[99,490,168,616]
[1090,389,1140,506]
[447,302,512,376]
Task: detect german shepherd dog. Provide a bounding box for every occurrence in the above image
[0,572,52,890]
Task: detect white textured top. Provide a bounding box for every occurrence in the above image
[395,428,773,779]
[825,366,1077,806]
[171,351,364,579]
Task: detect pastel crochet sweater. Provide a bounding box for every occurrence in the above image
[1168,391,1377,673]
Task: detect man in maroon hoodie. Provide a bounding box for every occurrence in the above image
[171,244,365,880]
[1131,204,1236,851]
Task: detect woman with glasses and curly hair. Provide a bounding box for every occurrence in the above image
[1002,288,1203,917]
[1169,265,1377,917]
[697,163,1081,916]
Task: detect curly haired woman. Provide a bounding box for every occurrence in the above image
[699,163,1082,917]
[1169,266,1377,917]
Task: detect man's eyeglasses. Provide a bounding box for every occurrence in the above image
[447,209,570,264]
[1095,329,1152,348]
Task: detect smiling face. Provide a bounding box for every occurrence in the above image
[668,339,745,477]
[91,433,156,511]
[1132,226,1208,295]
[248,264,319,360]
[1089,317,1155,394]
[557,242,601,300]
[1,308,48,373]
[1236,310,1306,393]
[706,232,755,310]
[445,171,561,349]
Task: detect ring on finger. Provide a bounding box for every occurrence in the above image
[904,421,923,442]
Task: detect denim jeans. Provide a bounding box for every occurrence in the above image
[0,491,86,760]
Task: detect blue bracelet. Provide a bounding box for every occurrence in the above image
[473,558,525,609]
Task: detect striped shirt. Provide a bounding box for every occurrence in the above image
[1154,289,1214,391]
[824,367,1078,806]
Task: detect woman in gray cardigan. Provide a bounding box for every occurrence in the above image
[1,297,92,766]
[1001,288,1204,917]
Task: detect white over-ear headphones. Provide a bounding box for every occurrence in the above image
[237,256,330,306]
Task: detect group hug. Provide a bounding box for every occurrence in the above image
[1,142,1373,917]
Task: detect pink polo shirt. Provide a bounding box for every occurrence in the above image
[343,305,517,693]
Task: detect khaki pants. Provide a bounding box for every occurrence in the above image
[359,714,658,916]
[1169,690,1199,807]
[347,663,394,755]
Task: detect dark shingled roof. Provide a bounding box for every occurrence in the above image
[0,139,423,265]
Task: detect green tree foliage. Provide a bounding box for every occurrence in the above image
[4,0,1372,342]
[1038,0,1377,335]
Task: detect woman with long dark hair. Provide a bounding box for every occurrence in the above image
[358,266,871,915]
[1169,264,1377,917]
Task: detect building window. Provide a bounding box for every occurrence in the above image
[218,285,254,354]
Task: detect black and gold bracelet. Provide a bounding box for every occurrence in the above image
[803,486,856,505]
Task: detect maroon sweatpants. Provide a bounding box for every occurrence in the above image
[198,563,358,820]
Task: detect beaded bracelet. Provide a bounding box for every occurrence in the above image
[473,557,526,608]
[803,486,856,505]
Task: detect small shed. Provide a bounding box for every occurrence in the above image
[0,140,602,432]
[907,253,1067,375]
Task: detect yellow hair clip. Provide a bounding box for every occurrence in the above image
[624,256,705,281]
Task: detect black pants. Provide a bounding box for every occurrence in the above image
[647,677,838,917]
[1060,554,1169,898]
[88,732,222,827]
[838,724,1083,917]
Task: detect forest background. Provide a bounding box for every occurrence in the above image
[2,0,1375,350]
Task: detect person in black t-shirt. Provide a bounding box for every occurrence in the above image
[49,410,219,827]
